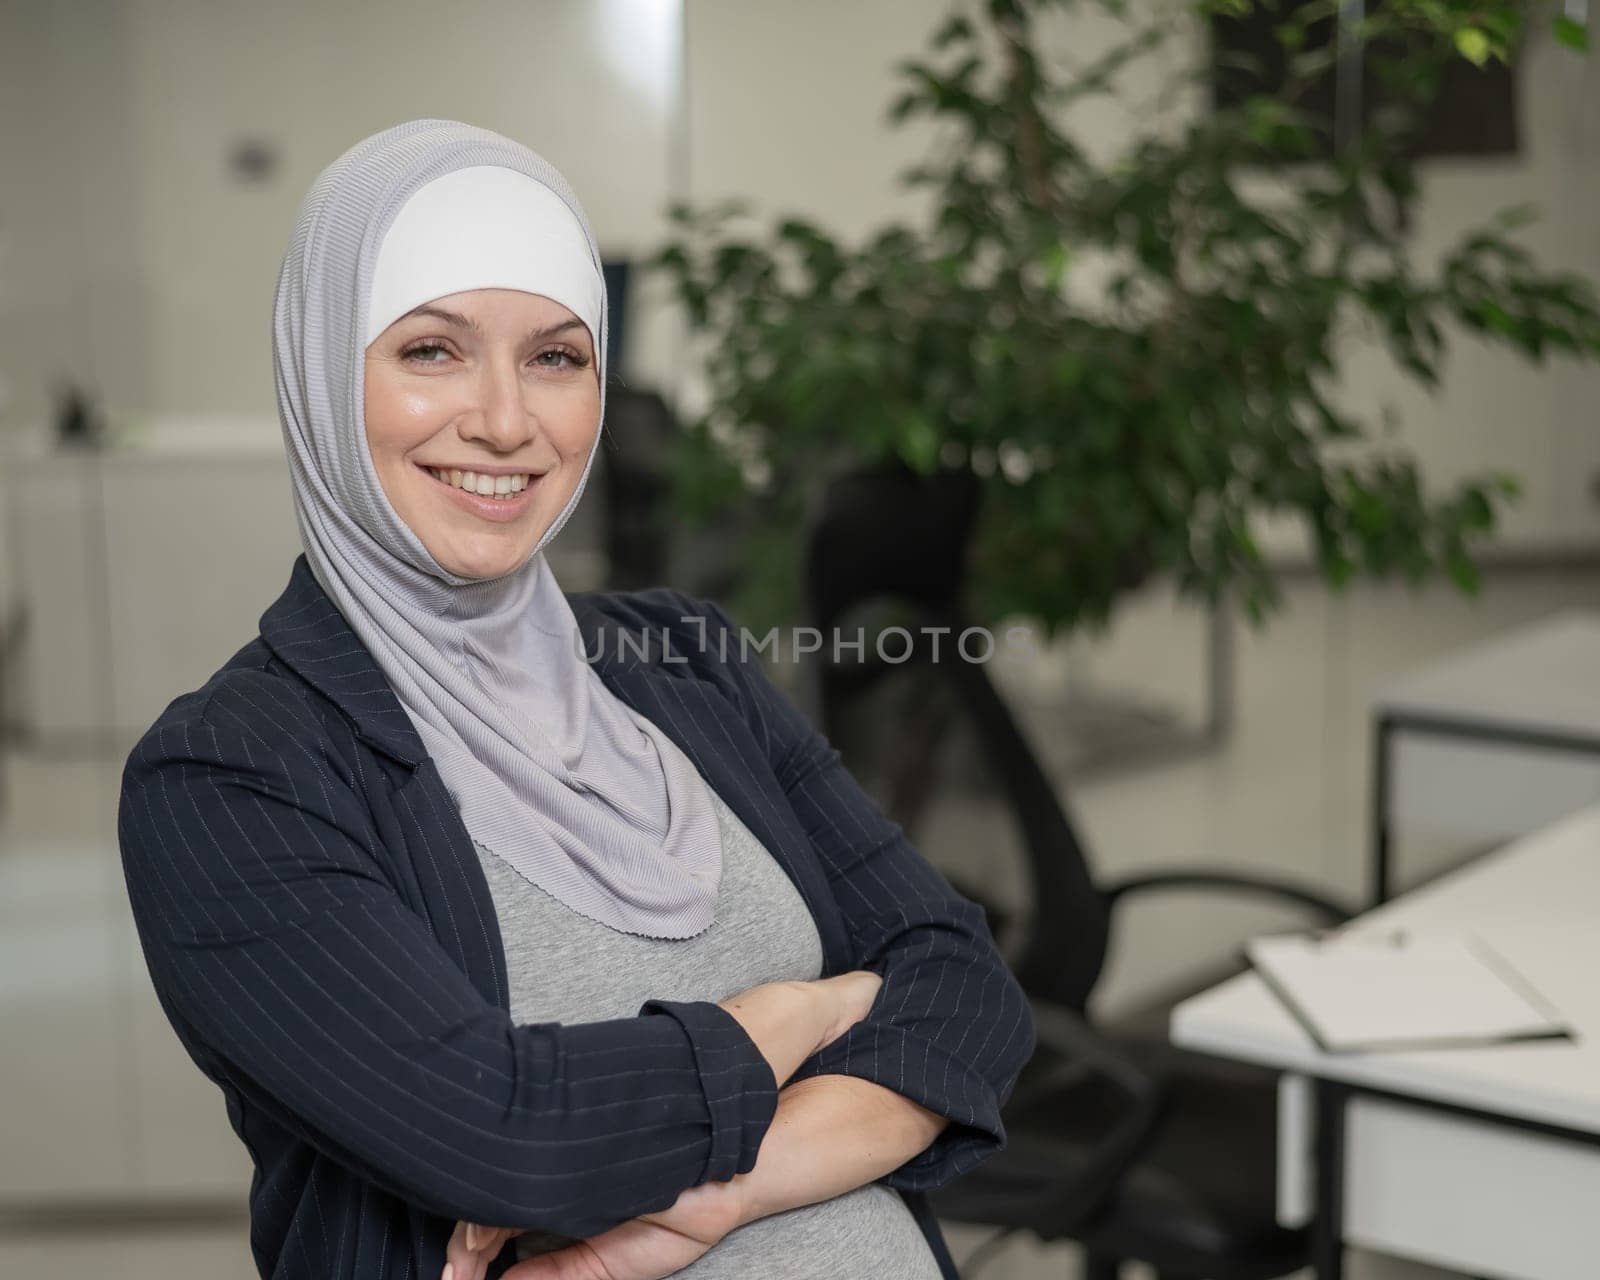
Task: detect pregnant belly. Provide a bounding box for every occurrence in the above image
[513,1184,942,1279]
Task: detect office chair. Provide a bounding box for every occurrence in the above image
[805,462,1355,1280]
[599,382,677,590]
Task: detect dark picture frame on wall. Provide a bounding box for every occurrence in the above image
[1210,0,1520,158]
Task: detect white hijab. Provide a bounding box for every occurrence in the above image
[271,118,722,939]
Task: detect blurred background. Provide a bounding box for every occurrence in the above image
[2,1,1598,1277]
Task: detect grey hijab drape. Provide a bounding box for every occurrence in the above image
[270,118,723,938]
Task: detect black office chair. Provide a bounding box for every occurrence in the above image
[805,462,1355,1280]
[599,382,677,590]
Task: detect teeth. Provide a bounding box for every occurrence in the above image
[427,468,534,499]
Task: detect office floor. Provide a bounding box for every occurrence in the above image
[3,566,1596,1280]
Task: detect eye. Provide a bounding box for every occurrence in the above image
[400,340,454,365]
[533,347,589,370]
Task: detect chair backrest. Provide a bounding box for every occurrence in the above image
[805,463,979,624]
[804,463,1113,1011]
[601,385,676,589]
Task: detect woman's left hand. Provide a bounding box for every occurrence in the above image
[444,1218,525,1280]
[444,1179,745,1280]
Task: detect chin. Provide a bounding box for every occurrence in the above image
[434,537,536,581]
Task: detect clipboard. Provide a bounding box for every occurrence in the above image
[1244,927,1577,1055]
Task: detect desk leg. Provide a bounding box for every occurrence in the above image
[1370,715,1393,907]
[1312,1080,1347,1280]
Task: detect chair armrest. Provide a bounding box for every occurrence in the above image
[1025,999,1163,1103]
[1100,868,1354,925]
[1017,999,1169,1230]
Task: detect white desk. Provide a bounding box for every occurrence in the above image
[1370,611,1600,904]
[1171,804,1600,1280]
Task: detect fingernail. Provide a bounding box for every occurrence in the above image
[466,1223,479,1251]
[443,1265,455,1280]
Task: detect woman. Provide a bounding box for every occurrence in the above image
[118,119,1033,1280]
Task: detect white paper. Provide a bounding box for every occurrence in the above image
[1245,928,1570,1053]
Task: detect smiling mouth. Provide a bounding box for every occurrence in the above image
[419,464,541,502]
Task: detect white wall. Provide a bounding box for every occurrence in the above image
[1331,34,1600,548]
[0,2,144,428]
[0,0,686,428]
[0,0,1596,544]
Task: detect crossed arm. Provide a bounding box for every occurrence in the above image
[692,591,1035,1189]
[448,1074,949,1279]
[446,595,1035,1277]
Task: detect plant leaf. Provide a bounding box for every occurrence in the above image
[1453,27,1492,66]
[1554,15,1589,52]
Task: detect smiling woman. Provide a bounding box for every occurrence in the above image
[364,289,600,573]
[117,119,1032,1280]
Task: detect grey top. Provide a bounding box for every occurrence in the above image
[474,787,943,1278]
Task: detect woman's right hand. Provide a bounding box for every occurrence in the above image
[812,969,884,1049]
[715,969,883,1088]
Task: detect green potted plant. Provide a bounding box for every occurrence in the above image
[650,0,1600,639]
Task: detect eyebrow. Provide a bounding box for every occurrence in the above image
[400,304,588,344]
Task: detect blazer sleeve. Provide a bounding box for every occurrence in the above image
[116,678,778,1235]
[678,594,1036,1192]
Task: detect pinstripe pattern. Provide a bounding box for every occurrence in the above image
[118,553,1035,1278]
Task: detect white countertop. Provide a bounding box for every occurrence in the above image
[1,414,285,462]
[1374,612,1600,742]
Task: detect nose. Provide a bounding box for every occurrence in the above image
[458,351,536,453]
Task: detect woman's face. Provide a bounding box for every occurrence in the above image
[363,287,600,580]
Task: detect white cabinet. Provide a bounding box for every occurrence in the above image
[2,419,610,748]
[4,420,302,748]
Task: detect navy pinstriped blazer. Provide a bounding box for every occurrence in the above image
[118,553,1034,1279]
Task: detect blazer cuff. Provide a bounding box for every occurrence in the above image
[638,998,779,1183]
[788,1024,1007,1192]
